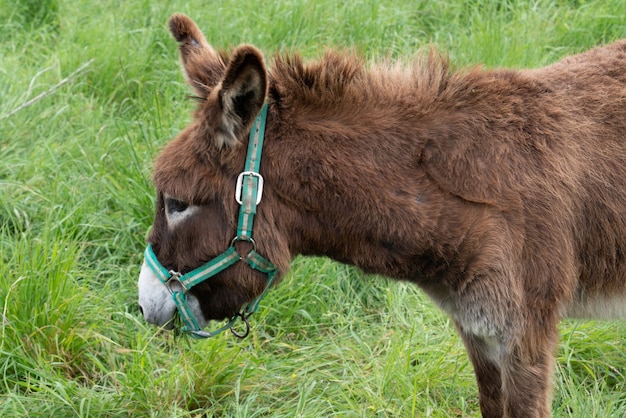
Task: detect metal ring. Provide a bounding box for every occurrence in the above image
[230,312,251,339]
[230,236,257,257]
[165,273,188,295]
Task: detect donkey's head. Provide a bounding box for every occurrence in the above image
[138,14,288,332]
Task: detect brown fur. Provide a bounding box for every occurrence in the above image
[145,13,626,417]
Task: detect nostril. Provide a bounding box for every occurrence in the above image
[139,305,144,316]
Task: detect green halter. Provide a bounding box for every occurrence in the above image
[143,103,278,339]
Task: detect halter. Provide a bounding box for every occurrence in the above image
[143,103,278,339]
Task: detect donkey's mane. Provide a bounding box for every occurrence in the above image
[268,49,465,114]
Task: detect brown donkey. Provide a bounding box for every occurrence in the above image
[138,13,626,417]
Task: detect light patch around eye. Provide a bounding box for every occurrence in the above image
[164,195,199,227]
[166,205,199,226]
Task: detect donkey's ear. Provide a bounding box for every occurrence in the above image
[215,44,268,148]
[168,13,226,97]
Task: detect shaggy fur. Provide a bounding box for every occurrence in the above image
[143,13,626,417]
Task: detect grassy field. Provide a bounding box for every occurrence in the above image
[1,0,626,416]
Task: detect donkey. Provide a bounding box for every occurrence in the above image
[138,13,626,418]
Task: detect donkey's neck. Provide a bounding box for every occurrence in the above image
[260,51,499,281]
[263,104,469,282]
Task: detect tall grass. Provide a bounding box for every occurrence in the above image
[1,0,625,416]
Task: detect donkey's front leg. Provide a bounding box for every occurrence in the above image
[499,316,559,418]
[456,329,504,417]
[459,315,559,418]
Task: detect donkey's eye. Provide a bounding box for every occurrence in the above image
[166,198,190,213]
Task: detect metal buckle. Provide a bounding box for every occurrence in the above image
[235,171,264,205]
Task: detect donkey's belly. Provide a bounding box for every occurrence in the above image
[562,290,626,320]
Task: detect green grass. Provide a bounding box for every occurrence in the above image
[1,0,626,416]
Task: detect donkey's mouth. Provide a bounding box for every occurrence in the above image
[140,303,191,332]
[140,302,177,329]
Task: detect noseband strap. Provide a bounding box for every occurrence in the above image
[143,103,278,339]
